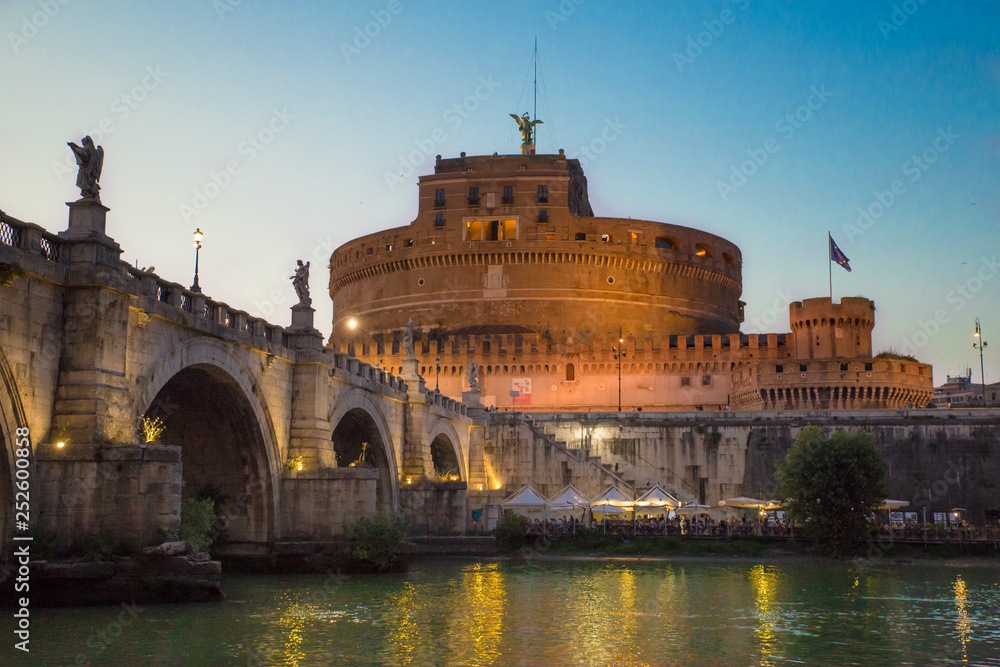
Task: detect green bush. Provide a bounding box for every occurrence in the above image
[345,512,408,572]
[179,498,216,553]
[494,513,529,552]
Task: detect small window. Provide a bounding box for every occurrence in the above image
[655,237,677,250]
[468,187,479,205]
[775,364,783,373]
[434,213,445,227]
[680,377,691,387]
[575,232,586,241]
[537,185,548,203]
[566,363,575,381]
[630,232,638,245]
[840,363,849,371]
[722,252,735,265]
[502,185,514,205]
[601,234,612,243]
[435,189,445,206]
[365,247,373,256]
[799,364,808,372]
[482,340,491,354]
[702,375,712,386]
[695,243,714,258]
[865,362,873,371]
[537,209,548,223]
[405,239,414,247]
[385,243,393,251]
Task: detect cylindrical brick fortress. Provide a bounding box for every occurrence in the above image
[330,152,743,343]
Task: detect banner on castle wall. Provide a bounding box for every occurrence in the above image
[513,378,531,405]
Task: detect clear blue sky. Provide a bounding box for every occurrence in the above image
[2,0,998,386]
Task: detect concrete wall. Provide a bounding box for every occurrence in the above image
[34,443,182,549]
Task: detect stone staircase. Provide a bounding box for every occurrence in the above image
[524,415,698,505]
[520,415,636,493]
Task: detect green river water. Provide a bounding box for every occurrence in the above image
[5,558,1000,666]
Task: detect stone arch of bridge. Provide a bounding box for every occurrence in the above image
[328,390,399,511]
[428,419,466,482]
[0,346,27,564]
[132,337,281,545]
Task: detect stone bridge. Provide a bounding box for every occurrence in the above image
[0,200,477,559]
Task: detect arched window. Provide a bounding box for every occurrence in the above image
[566,363,575,381]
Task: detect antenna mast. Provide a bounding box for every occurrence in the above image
[533,36,538,124]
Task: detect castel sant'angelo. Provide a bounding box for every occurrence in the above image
[329,115,933,412]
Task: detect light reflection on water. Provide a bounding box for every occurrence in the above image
[12,559,1000,666]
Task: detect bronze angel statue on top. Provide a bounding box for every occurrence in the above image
[510,112,543,145]
[68,136,104,201]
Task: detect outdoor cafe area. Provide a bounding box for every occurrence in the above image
[500,485,1000,543]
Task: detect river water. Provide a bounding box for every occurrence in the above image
[7,558,1000,666]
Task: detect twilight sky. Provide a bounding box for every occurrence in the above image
[2,0,998,386]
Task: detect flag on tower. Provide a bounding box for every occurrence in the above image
[829,234,851,272]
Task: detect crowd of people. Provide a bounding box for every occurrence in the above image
[524,513,795,538]
[521,513,1000,542]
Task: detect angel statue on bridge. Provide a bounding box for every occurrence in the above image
[291,260,310,304]
[68,136,104,201]
[467,361,480,392]
[510,112,543,146]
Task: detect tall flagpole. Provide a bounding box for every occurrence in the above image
[828,231,832,300]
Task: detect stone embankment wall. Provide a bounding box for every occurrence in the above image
[492,411,1000,521]
[34,443,182,549]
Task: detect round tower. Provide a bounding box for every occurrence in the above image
[789,297,875,359]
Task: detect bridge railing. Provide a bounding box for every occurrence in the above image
[121,263,291,348]
[328,350,408,394]
[424,388,468,416]
[0,212,62,263]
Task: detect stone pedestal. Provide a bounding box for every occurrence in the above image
[65,198,110,236]
[289,302,323,351]
[58,200,122,275]
[462,389,484,409]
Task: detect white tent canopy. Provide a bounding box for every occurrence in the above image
[590,485,634,509]
[502,484,549,518]
[547,484,591,514]
[720,496,767,508]
[675,503,713,514]
[634,485,679,512]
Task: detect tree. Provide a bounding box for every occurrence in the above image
[775,426,888,555]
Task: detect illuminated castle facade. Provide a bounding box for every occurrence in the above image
[328,147,932,411]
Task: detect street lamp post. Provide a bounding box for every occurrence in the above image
[435,356,441,391]
[191,228,203,293]
[612,327,626,412]
[974,318,988,405]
